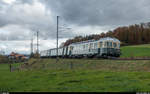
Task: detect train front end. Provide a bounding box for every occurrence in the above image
[98,37,121,57]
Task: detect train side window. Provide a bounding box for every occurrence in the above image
[104,42,107,47]
[86,44,88,49]
[90,43,93,49]
[83,45,85,49]
[92,43,94,49]
[100,42,103,47]
[79,45,81,50]
[94,43,98,49]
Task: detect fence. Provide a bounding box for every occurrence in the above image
[9,64,20,72]
[25,58,150,72]
[1,58,150,72]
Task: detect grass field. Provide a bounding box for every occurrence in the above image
[1,44,150,92]
[1,59,150,92]
[121,44,150,58]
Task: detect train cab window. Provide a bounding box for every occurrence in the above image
[70,46,74,50]
[117,43,120,48]
[107,42,109,47]
[109,42,112,48]
[113,43,117,48]
[104,42,108,47]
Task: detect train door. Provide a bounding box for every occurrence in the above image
[99,42,103,54]
[49,50,51,57]
[62,48,64,57]
[69,46,74,56]
[66,46,68,56]
[94,42,98,54]
[89,43,92,52]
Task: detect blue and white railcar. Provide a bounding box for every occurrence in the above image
[40,37,121,58]
[50,48,57,57]
[49,47,65,57]
[67,37,121,57]
[58,47,64,56]
[98,37,120,57]
[40,50,49,58]
[47,49,51,57]
[62,46,68,57]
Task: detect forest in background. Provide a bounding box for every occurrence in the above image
[63,22,150,46]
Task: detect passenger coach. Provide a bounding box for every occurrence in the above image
[40,37,121,58]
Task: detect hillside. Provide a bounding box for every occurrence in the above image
[121,44,150,58]
[1,59,150,92]
[1,44,150,92]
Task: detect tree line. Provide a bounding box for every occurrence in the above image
[64,22,150,46]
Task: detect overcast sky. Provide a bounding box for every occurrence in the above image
[0,0,150,54]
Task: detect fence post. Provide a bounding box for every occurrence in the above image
[42,64,45,69]
[70,62,73,69]
[10,64,12,72]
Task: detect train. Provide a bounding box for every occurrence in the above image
[40,37,121,58]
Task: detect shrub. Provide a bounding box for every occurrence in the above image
[0,55,9,64]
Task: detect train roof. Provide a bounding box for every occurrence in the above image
[99,37,120,43]
[70,37,120,45]
[47,47,64,51]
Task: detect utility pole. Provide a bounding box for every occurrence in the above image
[37,30,39,54]
[56,16,59,63]
[30,36,33,57]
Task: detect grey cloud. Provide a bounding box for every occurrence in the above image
[1,0,150,41]
[1,0,150,54]
[40,0,150,26]
[0,0,74,40]
[15,0,34,5]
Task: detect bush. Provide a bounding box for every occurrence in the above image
[31,52,40,59]
[0,55,9,64]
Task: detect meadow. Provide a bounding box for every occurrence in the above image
[120,44,150,58]
[1,58,150,92]
[1,44,150,92]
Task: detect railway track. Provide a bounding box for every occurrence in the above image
[70,56,150,60]
[107,57,150,60]
[41,56,150,60]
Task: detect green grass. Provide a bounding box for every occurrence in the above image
[1,69,150,92]
[1,59,150,92]
[1,44,150,92]
[24,59,150,72]
[121,44,150,58]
